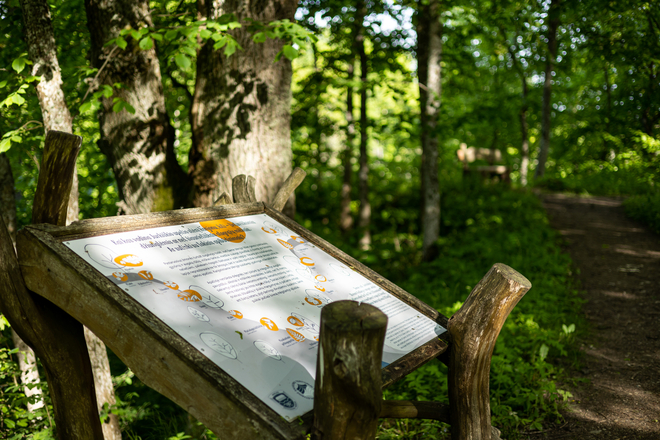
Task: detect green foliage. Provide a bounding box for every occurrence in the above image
[375,184,583,438]
[624,192,660,235]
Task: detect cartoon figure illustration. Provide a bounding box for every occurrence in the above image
[178,289,202,302]
[330,263,352,277]
[286,328,306,342]
[270,391,297,410]
[229,310,243,319]
[200,332,237,359]
[138,270,154,280]
[262,221,284,235]
[84,244,121,270]
[314,274,327,282]
[260,317,279,331]
[288,312,320,334]
[188,307,210,323]
[304,295,323,306]
[254,340,282,361]
[114,254,143,267]
[112,272,128,282]
[189,285,224,309]
[164,281,179,290]
[277,239,294,249]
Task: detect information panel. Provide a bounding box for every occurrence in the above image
[64,213,445,420]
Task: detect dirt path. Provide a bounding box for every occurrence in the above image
[537,194,660,440]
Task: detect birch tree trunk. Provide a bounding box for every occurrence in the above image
[85,0,189,215]
[340,61,355,233]
[417,0,442,261]
[190,0,297,213]
[21,0,121,437]
[356,0,371,250]
[534,0,560,179]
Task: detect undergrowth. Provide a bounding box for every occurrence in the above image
[376,183,584,439]
[623,192,660,235]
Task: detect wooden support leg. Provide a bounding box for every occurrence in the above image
[448,263,531,440]
[311,300,387,440]
[0,131,103,439]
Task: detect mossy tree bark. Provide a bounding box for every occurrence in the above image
[190,0,297,214]
[85,0,189,214]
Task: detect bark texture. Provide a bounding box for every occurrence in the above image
[85,0,188,214]
[355,0,370,250]
[534,0,560,179]
[340,61,355,233]
[311,301,387,439]
[448,264,531,440]
[417,0,442,261]
[190,0,296,212]
[1,153,44,412]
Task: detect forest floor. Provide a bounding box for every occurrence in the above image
[534,194,660,440]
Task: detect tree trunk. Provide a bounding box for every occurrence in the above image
[356,0,370,250]
[1,153,44,413]
[417,0,442,261]
[520,75,530,185]
[190,0,297,213]
[534,0,560,179]
[21,1,121,437]
[85,0,188,215]
[340,61,355,233]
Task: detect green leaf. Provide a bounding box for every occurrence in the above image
[116,36,127,50]
[80,101,92,113]
[12,57,26,74]
[130,29,141,40]
[174,54,191,69]
[224,42,238,57]
[151,33,163,42]
[0,138,12,154]
[181,46,196,57]
[11,94,25,105]
[102,85,113,98]
[539,344,549,361]
[253,32,266,43]
[124,102,136,114]
[282,45,298,61]
[112,100,124,113]
[4,419,14,428]
[0,80,6,88]
[139,36,153,51]
[164,29,178,41]
[199,29,211,39]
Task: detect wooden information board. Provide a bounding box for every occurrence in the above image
[18,202,449,439]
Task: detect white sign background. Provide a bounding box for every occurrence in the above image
[64,214,444,420]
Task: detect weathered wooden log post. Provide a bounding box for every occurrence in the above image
[0,131,103,439]
[448,263,531,440]
[311,300,388,440]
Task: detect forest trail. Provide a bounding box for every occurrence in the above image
[539,194,660,440]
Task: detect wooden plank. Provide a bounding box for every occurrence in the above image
[34,203,265,240]
[232,175,252,203]
[213,192,233,206]
[18,226,306,440]
[381,338,448,388]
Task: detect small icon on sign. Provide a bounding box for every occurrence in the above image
[270,391,297,409]
[292,380,314,399]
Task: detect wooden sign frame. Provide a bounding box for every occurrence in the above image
[17,202,449,439]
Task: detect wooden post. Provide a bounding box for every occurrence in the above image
[311,300,387,440]
[0,131,103,439]
[270,167,306,212]
[448,263,531,440]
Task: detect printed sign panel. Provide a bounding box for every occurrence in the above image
[64,213,445,420]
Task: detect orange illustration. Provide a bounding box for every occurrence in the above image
[112,272,128,282]
[178,289,202,302]
[164,281,179,290]
[287,328,305,342]
[138,270,154,280]
[261,226,277,234]
[315,274,327,282]
[277,239,293,249]
[291,236,305,244]
[314,285,326,292]
[114,254,143,267]
[229,310,244,319]
[313,336,319,341]
[260,317,278,331]
[304,296,323,306]
[200,219,246,243]
[287,316,304,327]
[300,257,315,267]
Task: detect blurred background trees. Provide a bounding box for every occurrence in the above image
[0,0,658,437]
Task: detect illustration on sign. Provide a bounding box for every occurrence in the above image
[65,214,445,420]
